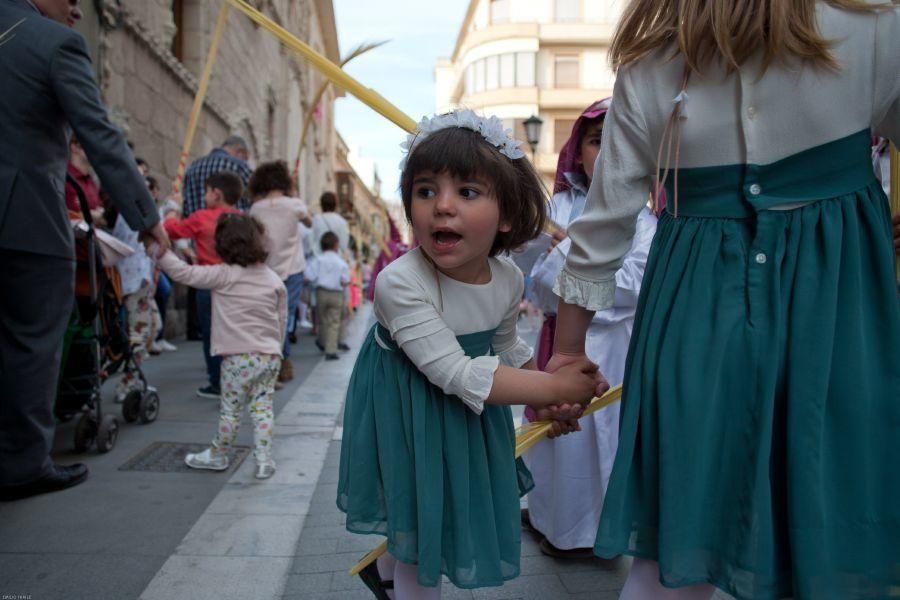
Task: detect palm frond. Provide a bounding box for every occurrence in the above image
[339,40,389,67]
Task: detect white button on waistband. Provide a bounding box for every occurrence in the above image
[747,106,756,119]
[749,183,761,195]
[755,253,767,264]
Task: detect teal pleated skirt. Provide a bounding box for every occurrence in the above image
[337,324,533,588]
[595,130,900,599]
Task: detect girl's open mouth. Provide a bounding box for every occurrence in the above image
[432,230,463,250]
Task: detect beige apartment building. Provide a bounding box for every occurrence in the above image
[435,0,621,187]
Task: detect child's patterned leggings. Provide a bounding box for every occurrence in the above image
[212,353,280,463]
[117,280,161,396]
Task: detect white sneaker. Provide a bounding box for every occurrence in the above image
[184,448,229,471]
[255,460,276,480]
[298,319,313,329]
[156,339,178,352]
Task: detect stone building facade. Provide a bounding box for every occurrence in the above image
[333,133,392,261]
[75,0,341,204]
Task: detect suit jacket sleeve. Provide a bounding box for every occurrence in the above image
[50,34,159,232]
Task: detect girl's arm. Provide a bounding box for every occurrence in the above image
[157,250,234,290]
[375,268,600,415]
[488,360,601,408]
[554,67,653,313]
[551,67,653,387]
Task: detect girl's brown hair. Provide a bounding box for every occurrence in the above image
[248,160,293,200]
[215,213,269,267]
[609,0,894,73]
[399,126,547,256]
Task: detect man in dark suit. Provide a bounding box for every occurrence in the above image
[0,0,169,501]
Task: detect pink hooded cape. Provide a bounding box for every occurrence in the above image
[366,216,410,301]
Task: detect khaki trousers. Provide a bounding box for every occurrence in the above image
[316,288,344,354]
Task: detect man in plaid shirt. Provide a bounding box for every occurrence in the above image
[182,136,252,216]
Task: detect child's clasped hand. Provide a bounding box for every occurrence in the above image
[535,357,607,438]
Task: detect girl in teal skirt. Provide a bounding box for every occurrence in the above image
[337,111,604,599]
[549,1,900,599]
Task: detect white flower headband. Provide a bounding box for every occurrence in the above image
[399,109,527,170]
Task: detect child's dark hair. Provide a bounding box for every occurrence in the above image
[248,160,292,200]
[205,171,244,206]
[399,126,547,256]
[320,231,339,253]
[320,191,338,212]
[146,175,159,192]
[215,213,268,266]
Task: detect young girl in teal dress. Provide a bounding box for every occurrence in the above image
[337,111,604,599]
[550,1,899,599]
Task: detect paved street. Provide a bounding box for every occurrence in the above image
[0,305,728,600]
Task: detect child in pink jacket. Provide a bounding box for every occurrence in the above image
[157,213,287,479]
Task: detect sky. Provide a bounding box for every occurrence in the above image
[332,0,470,202]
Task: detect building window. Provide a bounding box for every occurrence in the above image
[490,0,510,24]
[474,59,486,93]
[486,55,500,90]
[466,65,476,95]
[500,53,515,88]
[171,0,184,60]
[555,0,580,22]
[464,52,538,96]
[516,52,535,87]
[555,119,577,152]
[555,54,579,88]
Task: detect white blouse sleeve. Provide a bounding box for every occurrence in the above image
[374,267,499,415]
[555,66,655,311]
[491,266,534,368]
[872,7,900,143]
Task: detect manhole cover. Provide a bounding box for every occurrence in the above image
[119,441,250,474]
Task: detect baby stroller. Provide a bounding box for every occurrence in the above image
[55,175,160,453]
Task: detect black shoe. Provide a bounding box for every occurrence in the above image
[315,339,325,353]
[289,332,298,344]
[358,561,393,600]
[538,537,596,560]
[338,343,351,352]
[196,385,221,399]
[0,463,89,501]
[325,353,340,361]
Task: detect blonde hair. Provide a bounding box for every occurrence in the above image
[609,0,896,73]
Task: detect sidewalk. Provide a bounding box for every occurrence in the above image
[0,314,333,600]
[1,306,731,600]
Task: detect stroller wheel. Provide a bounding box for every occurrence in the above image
[74,414,97,453]
[139,390,160,424]
[96,414,119,453]
[122,390,142,423]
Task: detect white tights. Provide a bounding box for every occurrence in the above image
[376,553,442,600]
[620,558,716,600]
